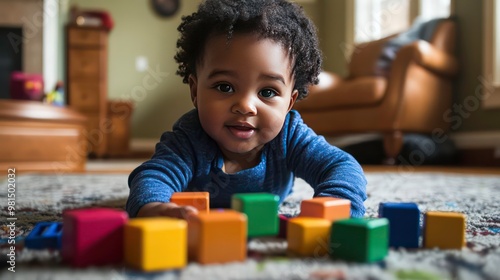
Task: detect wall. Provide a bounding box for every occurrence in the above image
[316,0,350,77]
[453,0,500,132]
[68,0,201,139]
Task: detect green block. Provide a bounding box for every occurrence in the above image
[330,218,389,262]
[231,193,279,237]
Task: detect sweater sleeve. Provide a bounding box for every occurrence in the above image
[286,111,367,217]
[126,130,195,218]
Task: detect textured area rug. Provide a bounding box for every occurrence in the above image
[1,171,499,279]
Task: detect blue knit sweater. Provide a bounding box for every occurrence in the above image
[126,109,367,217]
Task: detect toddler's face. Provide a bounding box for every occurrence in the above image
[190,33,297,160]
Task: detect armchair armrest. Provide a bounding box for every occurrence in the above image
[398,41,459,77]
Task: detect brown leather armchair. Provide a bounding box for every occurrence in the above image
[294,18,458,162]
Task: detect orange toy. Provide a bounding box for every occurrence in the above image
[299,197,351,221]
[171,192,210,213]
[187,209,247,264]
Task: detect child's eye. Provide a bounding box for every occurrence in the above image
[259,89,278,98]
[215,84,234,93]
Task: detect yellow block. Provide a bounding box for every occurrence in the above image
[188,209,247,264]
[287,217,331,257]
[424,211,466,249]
[124,217,187,271]
[171,192,210,213]
[299,197,351,222]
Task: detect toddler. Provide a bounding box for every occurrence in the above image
[126,0,367,219]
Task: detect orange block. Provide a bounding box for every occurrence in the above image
[299,197,351,221]
[171,192,209,213]
[424,211,466,249]
[187,209,247,264]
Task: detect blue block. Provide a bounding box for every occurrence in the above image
[378,202,420,248]
[25,222,63,250]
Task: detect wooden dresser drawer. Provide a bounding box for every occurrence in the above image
[85,114,108,155]
[68,28,107,47]
[68,49,103,79]
[85,115,100,132]
[107,101,133,156]
[68,82,102,110]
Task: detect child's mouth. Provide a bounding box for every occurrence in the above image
[227,125,255,139]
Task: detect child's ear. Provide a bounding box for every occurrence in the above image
[287,89,299,112]
[188,75,198,108]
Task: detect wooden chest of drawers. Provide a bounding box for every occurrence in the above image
[66,26,108,157]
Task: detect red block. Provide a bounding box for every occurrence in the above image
[62,208,128,267]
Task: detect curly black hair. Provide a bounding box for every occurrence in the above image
[174,0,322,100]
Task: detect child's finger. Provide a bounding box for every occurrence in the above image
[182,205,199,218]
[162,204,198,220]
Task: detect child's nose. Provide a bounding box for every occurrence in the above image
[231,94,257,115]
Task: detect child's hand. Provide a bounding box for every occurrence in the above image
[136,202,198,220]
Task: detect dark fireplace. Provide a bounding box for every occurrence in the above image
[0,27,23,99]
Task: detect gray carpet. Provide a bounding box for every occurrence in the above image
[0,171,499,279]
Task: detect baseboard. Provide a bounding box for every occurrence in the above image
[129,138,157,158]
[325,133,381,148]
[130,138,157,151]
[457,148,500,167]
[452,132,500,166]
[450,131,500,149]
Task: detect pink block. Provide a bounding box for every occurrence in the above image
[9,71,44,101]
[278,214,289,238]
[62,208,128,267]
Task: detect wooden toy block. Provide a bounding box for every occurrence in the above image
[299,197,351,222]
[61,208,128,267]
[170,192,210,213]
[379,202,420,248]
[187,209,247,264]
[278,214,289,238]
[231,193,279,237]
[124,217,187,271]
[330,218,389,262]
[287,217,330,257]
[423,211,466,249]
[25,222,62,250]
